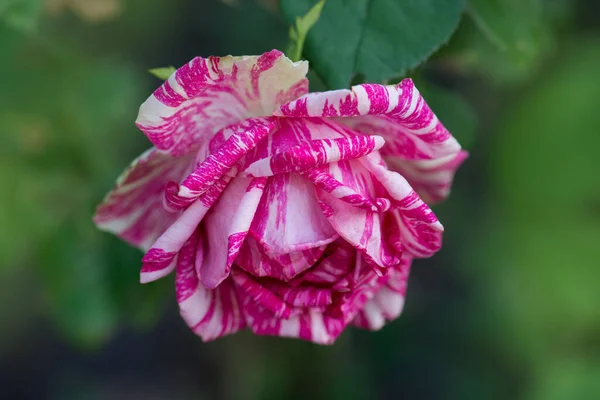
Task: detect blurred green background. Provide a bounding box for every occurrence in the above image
[1,0,599,399]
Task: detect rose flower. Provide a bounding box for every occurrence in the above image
[94,50,466,344]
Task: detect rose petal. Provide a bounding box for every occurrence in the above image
[249,172,338,256]
[137,50,308,156]
[312,159,398,268]
[236,252,385,345]
[231,269,293,319]
[93,148,193,251]
[353,255,411,330]
[236,236,328,281]
[140,173,233,283]
[176,231,245,341]
[164,117,276,211]
[244,135,385,177]
[386,149,468,203]
[276,79,465,203]
[199,176,267,289]
[276,79,459,158]
[361,154,443,258]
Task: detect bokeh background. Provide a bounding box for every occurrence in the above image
[1,0,599,399]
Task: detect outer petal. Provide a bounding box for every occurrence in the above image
[275,79,465,202]
[93,148,193,251]
[176,231,245,341]
[276,79,459,158]
[352,255,412,330]
[136,50,308,156]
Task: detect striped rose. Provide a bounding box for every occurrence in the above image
[94,50,466,344]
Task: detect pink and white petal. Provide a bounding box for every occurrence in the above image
[302,166,378,211]
[164,117,276,211]
[238,301,339,345]
[312,159,399,268]
[242,117,354,168]
[238,258,384,344]
[353,255,412,330]
[140,173,234,283]
[266,282,334,308]
[276,79,464,203]
[198,176,267,289]
[361,155,443,258]
[249,172,338,256]
[245,135,385,177]
[176,232,245,341]
[234,249,388,344]
[93,148,193,251]
[333,266,383,324]
[276,79,459,157]
[231,269,293,319]
[236,237,328,281]
[386,150,468,203]
[299,241,355,286]
[136,50,308,156]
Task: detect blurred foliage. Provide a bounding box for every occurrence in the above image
[0,0,43,32]
[0,0,599,399]
[486,39,600,399]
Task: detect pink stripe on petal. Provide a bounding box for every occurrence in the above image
[353,255,411,330]
[176,232,245,341]
[199,176,267,289]
[236,237,329,281]
[140,252,179,283]
[236,251,387,344]
[244,135,385,177]
[387,150,468,203]
[276,79,465,204]
[164,117,276,211]
[249,172,338,256]
[277,80,458,154]
[302,167,378,211]
[231,269,292,319]
[140,174,233,282]
[270,284,334,308]
[361,155,443,258]
[310,158,400,268]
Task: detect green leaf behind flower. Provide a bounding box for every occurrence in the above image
[280,0,464,89]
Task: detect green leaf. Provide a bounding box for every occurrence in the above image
[286,0,325,62]
[148,66,176,80]
[280,0,464,89]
